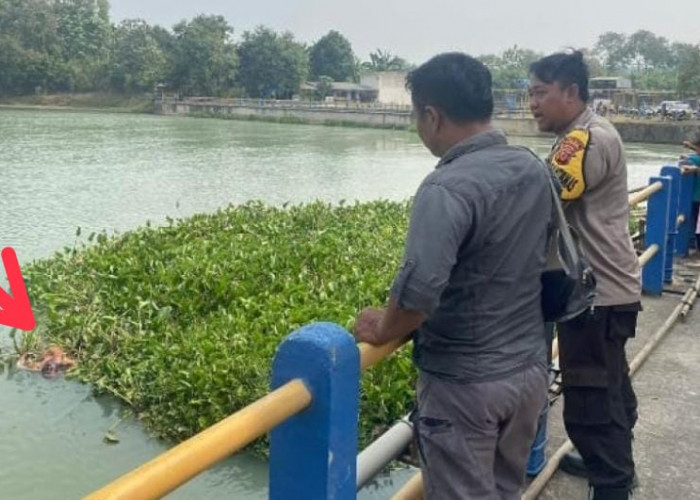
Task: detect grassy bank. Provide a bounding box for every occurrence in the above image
[0,92,154,113]
[22,200,415,453]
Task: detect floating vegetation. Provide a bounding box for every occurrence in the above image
[23,200,417,452]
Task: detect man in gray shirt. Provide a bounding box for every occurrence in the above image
[354,52,551,500]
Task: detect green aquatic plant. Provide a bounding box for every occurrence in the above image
[24,200,416,452]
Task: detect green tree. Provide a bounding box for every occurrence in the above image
[580,48,605,78]
[620,31,675,91]
[361,49,411,72]
[237,26,309,99]
[170,15,238,96]
[309,30,355,82]
[315,75,334,100]
[54,0,111,60]
[626,30,672,71]
[594,32,630,72]
[0,0,68,94]
[633,68,676,91]
[151,25,176,65]
[112,19,168,92]
[53,0,112,90]
[498,45,540,88]
[479,46,541,89]
[676,44,700,97]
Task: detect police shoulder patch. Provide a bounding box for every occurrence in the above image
[549,127,590,200]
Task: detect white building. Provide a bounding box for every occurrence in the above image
[360,72,411,106]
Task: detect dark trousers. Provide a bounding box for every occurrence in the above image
[557,304,640,490]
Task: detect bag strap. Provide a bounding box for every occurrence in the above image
[545,169,580,272]
[511,144,583,269]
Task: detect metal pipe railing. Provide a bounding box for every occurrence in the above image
[392,471,425,500]
[681,280,700,319]
[84,332,409,500]
[86,162,691,500]
[356,414,413,489]
[365,330,564,494]
[359,337,410,370]
[639,244,660,267]
[83,379,312,500]
[628,181,663,207]
[394,273,700,500]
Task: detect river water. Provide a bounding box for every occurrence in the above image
[0,109,681,499]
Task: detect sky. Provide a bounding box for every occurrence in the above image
[110,0,700,64]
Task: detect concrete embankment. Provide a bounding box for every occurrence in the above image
[158,99,699,144]
[158,99,413,129]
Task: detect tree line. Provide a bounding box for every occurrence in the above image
[481,32,700,98]
[1,0,699,99]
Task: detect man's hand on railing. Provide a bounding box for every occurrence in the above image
[353,299,425,346]
[354,307,385,344]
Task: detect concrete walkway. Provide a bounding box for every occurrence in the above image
[535,262,700,500]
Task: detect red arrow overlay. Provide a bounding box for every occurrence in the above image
[0,247,36,330]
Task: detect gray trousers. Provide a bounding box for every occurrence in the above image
[415,364,548,500]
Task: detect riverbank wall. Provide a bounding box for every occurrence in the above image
[156,98,700,144]
[0,93,153,113]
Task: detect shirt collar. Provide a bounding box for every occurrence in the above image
[437,129,508,168]
[560,107,595,138]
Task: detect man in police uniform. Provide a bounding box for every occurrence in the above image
[528,51,642,500]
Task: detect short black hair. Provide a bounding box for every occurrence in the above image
[406,52,493,122]
[529,51,590,102]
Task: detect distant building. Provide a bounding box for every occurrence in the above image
[589,77,633,90]
[589,77,634,110]
[300,81,377,102]
[302,72,411,106]
[359,72,411,106]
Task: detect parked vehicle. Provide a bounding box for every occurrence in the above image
[656,101,693,120]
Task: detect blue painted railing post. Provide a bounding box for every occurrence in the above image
[642,176,672,295]
[676,170,695,257]
[270,322,359,500]
[660,166,681,283]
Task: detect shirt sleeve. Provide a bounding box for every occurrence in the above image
[582,129,619,192]
[689,154,700,166]
[390,181,472,316]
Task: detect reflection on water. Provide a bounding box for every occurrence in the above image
[0,109,683,499]
[0,360,269,500]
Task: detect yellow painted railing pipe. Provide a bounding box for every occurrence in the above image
[358,336,410,371]
[639,244,659,268]
[83,379,312,500]
[628,181,663,207]
[391,471,424,500]
[85,333,410,500]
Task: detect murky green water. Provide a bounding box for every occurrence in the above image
[0,109,682,499]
